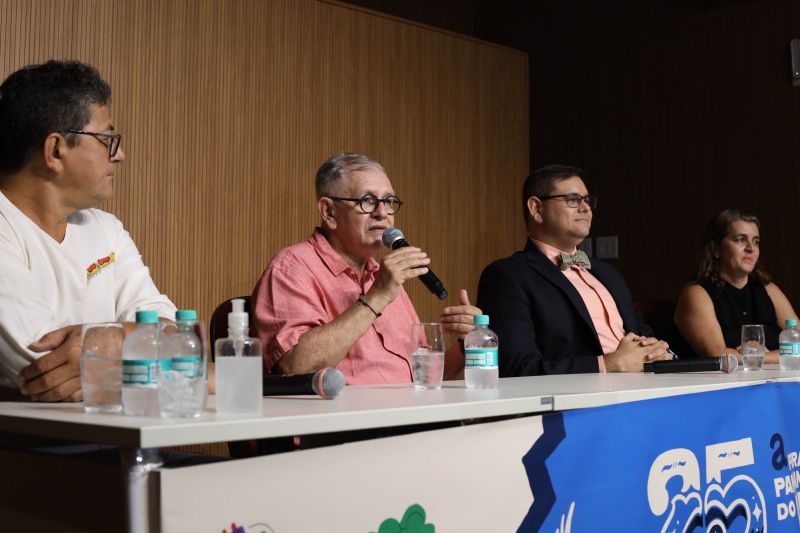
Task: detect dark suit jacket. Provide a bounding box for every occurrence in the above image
[477,239,652,376]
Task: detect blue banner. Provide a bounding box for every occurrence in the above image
[520,382,800,532]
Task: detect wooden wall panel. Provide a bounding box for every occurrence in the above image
[1,0,527,346]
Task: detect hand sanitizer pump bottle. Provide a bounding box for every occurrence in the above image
[214,299,263,413]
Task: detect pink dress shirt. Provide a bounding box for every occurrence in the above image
[532,239,626,371]
[252,229,418,385]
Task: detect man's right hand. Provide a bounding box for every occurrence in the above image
[367,246,431,309]
[20,325,83,402]
[604,332,671,372]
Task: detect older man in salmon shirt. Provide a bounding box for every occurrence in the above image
[252,153,481,384]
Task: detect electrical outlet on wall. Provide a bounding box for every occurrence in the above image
[595,236,618,259]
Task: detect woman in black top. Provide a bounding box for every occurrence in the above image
[674,209,797,362]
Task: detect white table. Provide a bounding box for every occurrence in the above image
[0,369,790,532]
[0,380,552,449]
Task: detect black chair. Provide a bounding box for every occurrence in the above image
[209,295,296,457]
[634,298,695,359]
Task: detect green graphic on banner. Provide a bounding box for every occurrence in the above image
[371,503,435,533]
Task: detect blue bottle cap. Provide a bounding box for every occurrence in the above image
[787,319,798,327]
[176,309,197,322]
[473,314,489,325]
[135,309,159,324]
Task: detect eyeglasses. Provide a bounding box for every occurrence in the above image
[328,194,403,215]
[65,129,122,158]
[538,193,597,210]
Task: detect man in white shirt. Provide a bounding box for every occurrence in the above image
[0,60,175,401]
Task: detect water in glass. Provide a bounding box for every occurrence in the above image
[411,349,445,389]
[81,352,123,413]
[741,324,766,371]
[80,323,125,413]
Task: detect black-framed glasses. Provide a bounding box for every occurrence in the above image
[538,193,597,210]
[328,194,403,214]
[65,129,122,158]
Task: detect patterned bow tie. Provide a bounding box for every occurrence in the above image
[558,250,591,271]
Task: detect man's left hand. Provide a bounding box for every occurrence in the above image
[633,335,673,361]
[20,325,83,402]
[440,289,482,339]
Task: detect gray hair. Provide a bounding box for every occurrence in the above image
[315,153,385,198]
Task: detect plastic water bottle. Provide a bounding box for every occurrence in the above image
[122,309,164,416]
[464,314,499,389]
[779,319,800,371]
[215,299,263,413]
[158,309,207,417]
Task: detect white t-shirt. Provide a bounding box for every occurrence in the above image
[0,191,176,388]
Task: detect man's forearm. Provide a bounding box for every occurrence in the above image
[276,302,379,374]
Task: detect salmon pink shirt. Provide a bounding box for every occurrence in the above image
[532,239,627,371]
[252,229,418,384]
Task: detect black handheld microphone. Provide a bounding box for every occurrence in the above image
[644,353,738,374]
[262,367,346,399]
[382,228,448,300]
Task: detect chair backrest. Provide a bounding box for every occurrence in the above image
[209,295,252,360]
[634,298,675,337]
[634,298,695,358]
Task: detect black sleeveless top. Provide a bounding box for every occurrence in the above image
[699,278,779,350]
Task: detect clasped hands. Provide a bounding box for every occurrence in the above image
[604,332,672,373]
[19,324,83,402]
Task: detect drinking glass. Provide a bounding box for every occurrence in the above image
[410,323,445,389]
[80,323,124,413]
[157,320,209,418]
[741,324,766,371]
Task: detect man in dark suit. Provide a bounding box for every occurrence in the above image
[477,164,671,376]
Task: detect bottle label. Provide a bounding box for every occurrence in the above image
[123,359,160,386]
[465,347,498,368]
[170,356,201,378]
[779,342,800,356]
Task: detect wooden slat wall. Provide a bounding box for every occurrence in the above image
[1,1,528,450]
[1,0,527,325]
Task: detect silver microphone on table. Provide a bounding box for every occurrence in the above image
[262,367,346,399]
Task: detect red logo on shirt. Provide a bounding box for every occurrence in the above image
[86,252,115,282]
